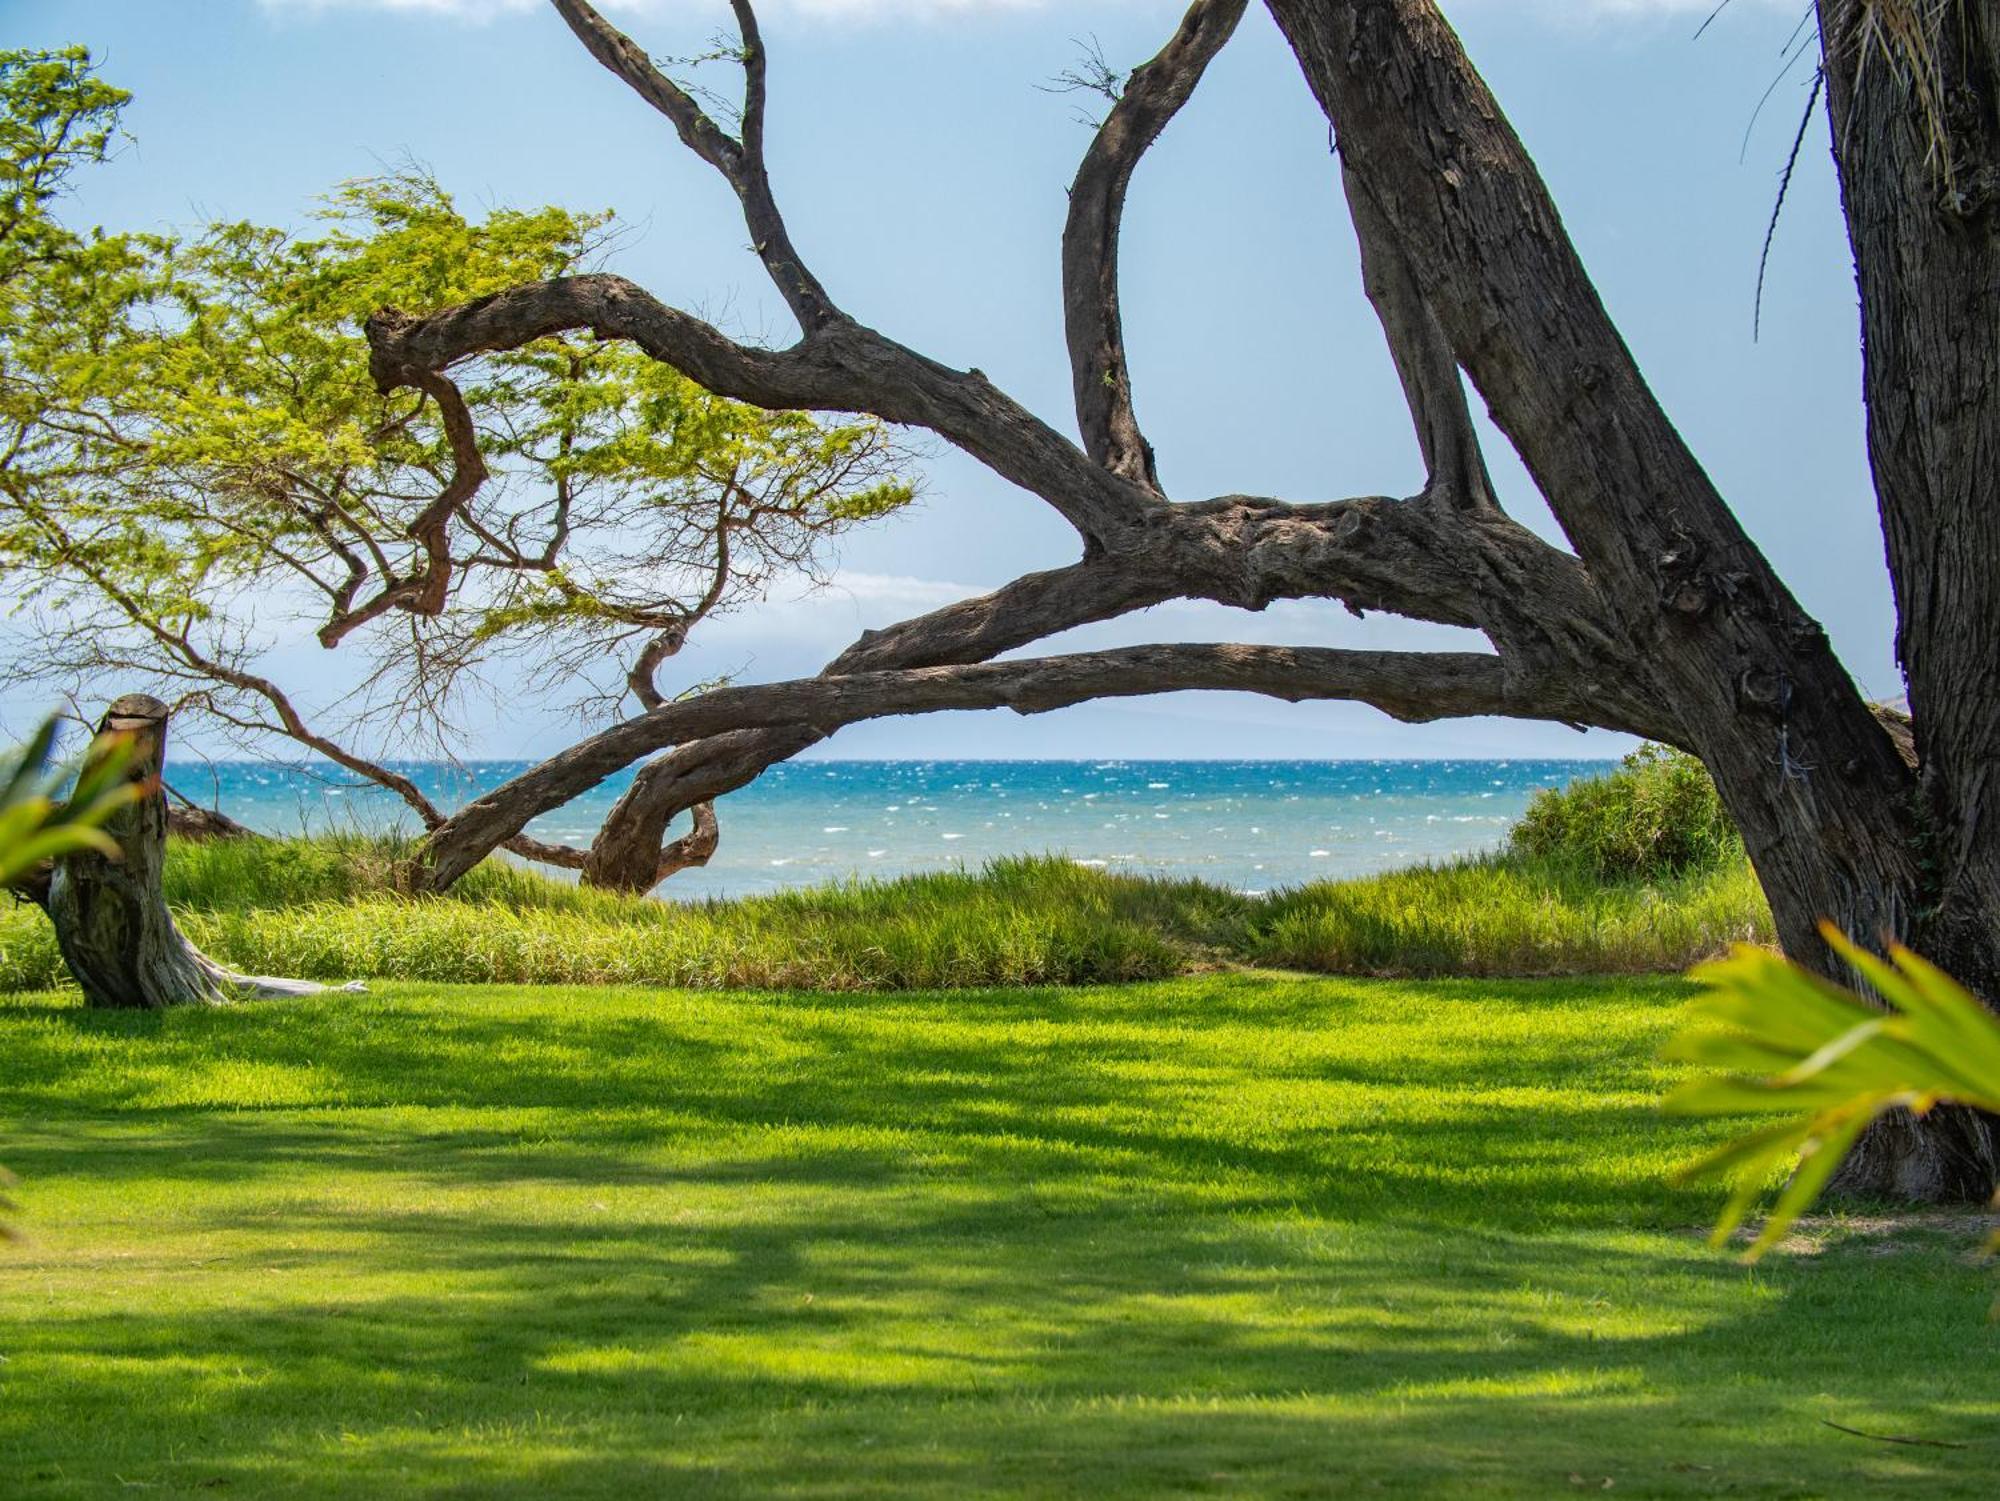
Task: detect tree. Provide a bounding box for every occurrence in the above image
[37,694,366,1007]
[343,0,2000,1200]
[0,54,911,892]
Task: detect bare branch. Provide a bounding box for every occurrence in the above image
[1063,0,1246,489]
[317,369,488,647]
[1039,34,1125,115]
[550,0,835,330]
[501,832,592,870]
[655,800,720,884]
[1341,163,1495,512]
[365,275,1159,543]
[576,554,1181,888]
[422,639,1622,890]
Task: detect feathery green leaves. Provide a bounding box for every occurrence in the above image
[0,717,138,890]
[1667,924,2000,1261]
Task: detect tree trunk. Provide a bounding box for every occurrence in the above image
[45,694,354,1008]
[1817,0,2000,977]
[1262,0,2000,1202]
[581,763,720,894]
[1803,0,2000,1199]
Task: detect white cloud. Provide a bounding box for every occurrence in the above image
[819,571,983,609]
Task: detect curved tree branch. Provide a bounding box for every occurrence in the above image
[655,799,720,884]
[1341,163,1495,512]
[576,553,1185,889]
[317,368,487,647]
[550,0,835,330]
[366,275,1157,545]
[1063,0,1247,490]
[420,639,1626,891]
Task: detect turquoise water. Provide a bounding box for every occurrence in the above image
[166,758,1611,900]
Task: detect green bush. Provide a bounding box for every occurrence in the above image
[1508,743,1739,881]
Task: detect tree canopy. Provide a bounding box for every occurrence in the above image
[0,49,911,869]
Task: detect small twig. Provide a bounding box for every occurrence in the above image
[1036,34,1124,103]
[1820,1419,1972,1450]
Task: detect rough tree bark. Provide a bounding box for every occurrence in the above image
[353,0,2000,1200]
[1803,0,2000,1197]
[41,695,357,1008]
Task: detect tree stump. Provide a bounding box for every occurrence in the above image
[45,694,357,1007]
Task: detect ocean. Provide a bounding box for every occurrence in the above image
[168,758,1614,900]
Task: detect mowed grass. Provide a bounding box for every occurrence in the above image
[2,974,1994,1498]
[0,837,1772,990]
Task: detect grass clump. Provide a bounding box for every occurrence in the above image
[1251,852,1770,978]
[1,974,1994,1497]
[1509,742,1739,881]
[0,803,1774,990]
[0,846,1248,992]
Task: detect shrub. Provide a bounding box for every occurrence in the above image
[1508,743,1738,881]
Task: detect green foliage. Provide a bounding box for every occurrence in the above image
[0,58,912,764]
[0,845,1236,992]
[1509,743,1739,881]
[1,974,1995,1494]
[0,717,135,888]
[0,835,1773,992]
[0,47,127,285]
[1667,926,2000,1261]
[1252,851,1770,978]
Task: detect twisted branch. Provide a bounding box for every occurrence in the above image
[1064,0,1248,489]
[421,639,1625,890]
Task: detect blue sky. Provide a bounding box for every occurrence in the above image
[7,0,1882,762]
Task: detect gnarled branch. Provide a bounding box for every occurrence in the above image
[1063,0,1247,489]
[316,368,487,647]
[1341,163,1494,512]
[420,639,1625,891]
[366,275,1156,546]
[550,0,836,330]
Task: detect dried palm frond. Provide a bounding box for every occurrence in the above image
[1839,0,1963,191]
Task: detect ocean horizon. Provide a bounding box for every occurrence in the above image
[164,756,1619,900]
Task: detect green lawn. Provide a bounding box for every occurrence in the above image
[1,974,1993,1498]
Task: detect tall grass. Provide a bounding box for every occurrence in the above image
[0,817,1771,992]
[1252,851,1769,978]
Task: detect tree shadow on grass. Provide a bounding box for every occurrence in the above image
[2,978,1706,1220]
[3,1189,1994,1499]
[4,1036,1711,1234]
[1,981,1995,1497]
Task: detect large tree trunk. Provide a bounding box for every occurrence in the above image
[45,695,353,1008]
[1817,0,2000,982]
[1265,0,2000,1201]
[1805,0,2000,1199]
